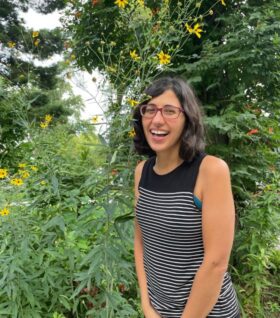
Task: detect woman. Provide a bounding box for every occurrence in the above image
[133,77,240,318]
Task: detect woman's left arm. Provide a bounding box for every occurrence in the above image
[181,156,236,318]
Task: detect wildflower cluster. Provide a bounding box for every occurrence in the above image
[40,114,53,129]
[1,163,39,188]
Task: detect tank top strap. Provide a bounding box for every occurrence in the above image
[139,157,155,189]
[188,152,207,191]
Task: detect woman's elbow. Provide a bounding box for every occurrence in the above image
[202,256,229,275]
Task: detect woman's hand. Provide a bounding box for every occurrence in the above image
[143,303,161,318]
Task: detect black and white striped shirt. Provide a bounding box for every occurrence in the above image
[136,154,240,318]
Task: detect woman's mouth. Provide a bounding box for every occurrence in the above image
[150,129,169,137]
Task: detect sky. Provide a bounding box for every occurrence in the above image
[19,8,105,123]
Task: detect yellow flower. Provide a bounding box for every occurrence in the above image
[40,180,47,186]
[34,39,40,47]
[31,166,38,171]
[115,0,128,9]
[157,51,171,65]
[8,41,16,48]
[32,31,39,38]
[130,50,140,61]
[10,178,24,186]
[70,54,76,60]
[128,129,136,138]
[19,171,30,179]
[92,115,99,124]
[44,114,53,123]
[220,0,226,6]
[137,0,144,6]
[18,163,26,169]
[185,23,203,38]
[128,99,139,107]
[0,168,8,179]
[40,122,48,129]
[0,207,10,216]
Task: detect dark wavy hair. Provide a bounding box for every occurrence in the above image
[133,76,205,162]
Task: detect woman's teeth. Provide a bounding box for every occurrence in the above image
[151,130,169,136]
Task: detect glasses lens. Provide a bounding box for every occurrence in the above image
[141,105,156,118]
[162,105,180,118]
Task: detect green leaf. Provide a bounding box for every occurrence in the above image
[43,216,65,233]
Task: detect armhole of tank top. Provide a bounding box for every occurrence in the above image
[192,152,207,210]
[138,157,152,189]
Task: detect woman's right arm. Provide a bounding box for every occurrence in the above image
[134,161,161,318]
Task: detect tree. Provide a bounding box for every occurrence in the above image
[0,0,83,165]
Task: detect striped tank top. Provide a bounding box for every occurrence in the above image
[136,153,240,318]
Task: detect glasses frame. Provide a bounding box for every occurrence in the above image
[140,104,185,119]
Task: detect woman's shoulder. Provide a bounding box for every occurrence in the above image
[200,155,230,179]
[134,159,147,179]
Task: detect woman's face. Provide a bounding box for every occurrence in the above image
[141,89,186,157]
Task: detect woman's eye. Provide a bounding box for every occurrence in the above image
[164,107,176,114]
[146,107,156,113]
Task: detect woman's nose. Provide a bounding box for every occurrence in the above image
[151,108,165,123]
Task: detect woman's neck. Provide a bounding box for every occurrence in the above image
[154,152,184,175]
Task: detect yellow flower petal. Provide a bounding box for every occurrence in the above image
[128,99,139,107]
[34,39,40,47]
[114,0,128,9]
[44,114,53,123]
[128,129,136,138]
[130,50,140,61]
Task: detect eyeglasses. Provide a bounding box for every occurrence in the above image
[140,104,185,119]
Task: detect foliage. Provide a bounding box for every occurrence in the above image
[0,0,80,165]
[0,76,83,166]
[65,0,280,316]
[0,121,139,317]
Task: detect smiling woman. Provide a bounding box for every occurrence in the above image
[133,76,241,318]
